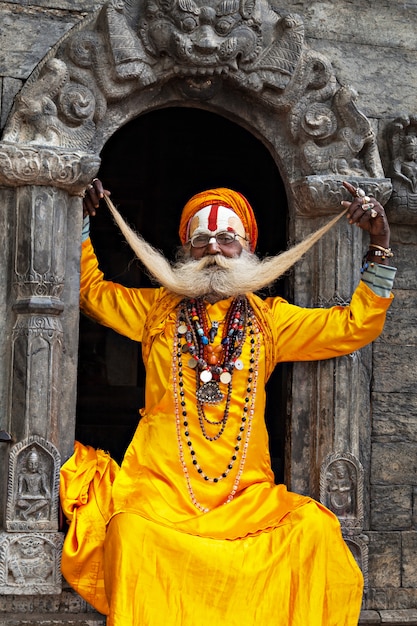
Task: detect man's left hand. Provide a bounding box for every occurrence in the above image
[341,181,390,248]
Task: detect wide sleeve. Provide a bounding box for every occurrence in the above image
[79,237,159,342]
[268,281,394,363]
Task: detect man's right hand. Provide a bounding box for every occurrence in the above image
[83,178,110,217]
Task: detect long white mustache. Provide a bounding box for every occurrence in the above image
[103,195,347,298]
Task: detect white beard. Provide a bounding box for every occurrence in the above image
[170,250,267,299]
[104,195,347,300]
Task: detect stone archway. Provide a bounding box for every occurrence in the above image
[0,0,392,598]
[75,106,289,472]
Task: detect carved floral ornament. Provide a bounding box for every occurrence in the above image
[0,0,391,206]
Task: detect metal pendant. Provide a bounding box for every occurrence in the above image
[196,381,224,404]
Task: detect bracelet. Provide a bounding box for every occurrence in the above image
[368,244,394,258]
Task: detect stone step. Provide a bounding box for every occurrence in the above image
[0,616,106,626]
[359,609,417,625]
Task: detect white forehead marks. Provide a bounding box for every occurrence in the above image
[188,204,246,239]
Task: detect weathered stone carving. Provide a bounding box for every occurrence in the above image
[292,175,392,216]
[320,452,367,582]
[6,436,60,532]
[13,186,65,304]
[0,0,384,191]
[326,459,356,517]
[9,315,64,444]
[0,144,100,193]
[320,451,364,531]
[386,116,417,224]
[344,534,369,592]
[15,448,51,522]
[0,531,63,594]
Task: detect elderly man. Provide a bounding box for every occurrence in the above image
[61,181,395,626]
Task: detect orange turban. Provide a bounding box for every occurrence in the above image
[179,188,258,252]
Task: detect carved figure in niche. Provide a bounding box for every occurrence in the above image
[15,447,51,521]
[8,537,53,585]
[392,134,417,193]
[386,116,417,222]
[325,460,356,518]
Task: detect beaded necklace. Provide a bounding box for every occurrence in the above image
[173,296,261,513]
[178,297,249,405]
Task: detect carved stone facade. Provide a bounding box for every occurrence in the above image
[0,1,416,624]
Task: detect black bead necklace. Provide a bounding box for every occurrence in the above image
[173,297,261,512]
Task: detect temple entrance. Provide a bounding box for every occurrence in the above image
[75,106,289,482]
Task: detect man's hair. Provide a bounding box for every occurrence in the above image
[103,195,347,298]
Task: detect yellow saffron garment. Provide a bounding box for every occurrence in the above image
[60,238,393,625]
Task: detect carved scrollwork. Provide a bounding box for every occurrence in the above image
[3,59,96,149]
[300,103,338,139]
[12,316,63,341]
[292,84,384,179]
[0,0,385,187]
[0,143,100,193]
[292,175,392,216]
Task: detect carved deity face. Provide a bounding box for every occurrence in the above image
[27,450,40,473]
[142,0,261,71]
[18,537,44,558]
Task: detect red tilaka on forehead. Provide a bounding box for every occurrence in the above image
[207,203,219,232]
[207,202,235,232]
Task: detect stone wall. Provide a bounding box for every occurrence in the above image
[0,1,416,625]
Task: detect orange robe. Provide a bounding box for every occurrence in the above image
[61,238,393,625]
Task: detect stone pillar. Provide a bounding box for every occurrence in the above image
[287,208,369,497]
[285,175,392,589]
[0,144,99,596]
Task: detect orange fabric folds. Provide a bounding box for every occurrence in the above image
[103,505,364,626]
[60,441,120,615]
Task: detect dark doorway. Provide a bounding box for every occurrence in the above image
[76,106,289,482]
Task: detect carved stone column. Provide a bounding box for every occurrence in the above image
[0,145,99,594]
[285,175,391,502]
[287,216,367,489]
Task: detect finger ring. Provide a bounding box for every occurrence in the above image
[362,202,375,211]
[362,195,371,203]
[356,187,366,198]
[88,184,94,190]
[92,178,99,183]
[370,209,378,218]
